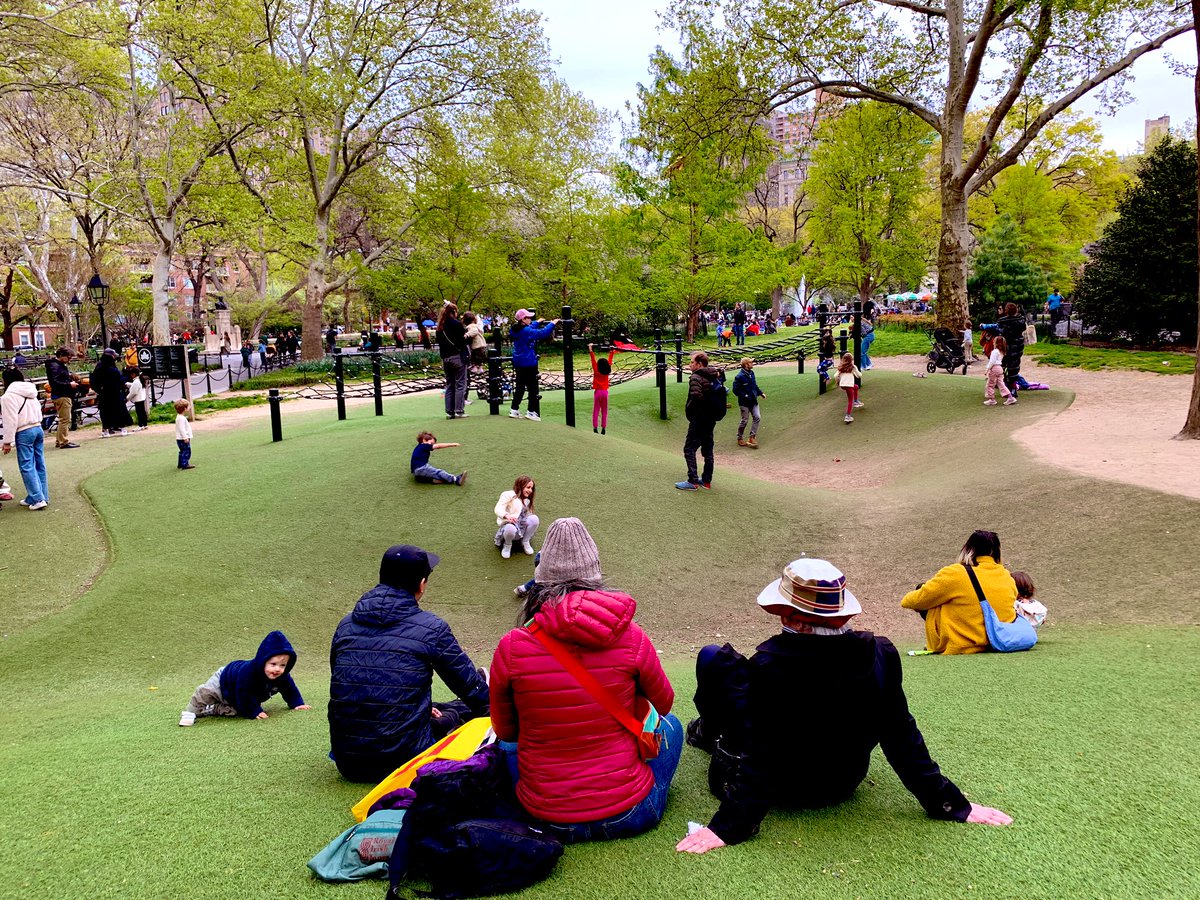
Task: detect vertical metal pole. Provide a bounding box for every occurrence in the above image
[675,334,683,383]
[492,323,505,414]
[227,364,233,390]
[655,328,667,420]
[797,352,804,374]
[852,302,862,388]
[561,305,575,428]
[334,347,346,421]
[372,351,383,416]
[205,359,212,395]
[98,303,108,349]
[269,388,282,441]
[487,347,501,415]
[149,377,158,407]
[838,328,848,356]
[818,310,828,396]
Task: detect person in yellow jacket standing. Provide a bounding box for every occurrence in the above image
[901,530,1018,654]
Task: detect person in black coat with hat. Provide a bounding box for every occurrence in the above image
[328,545,490,783]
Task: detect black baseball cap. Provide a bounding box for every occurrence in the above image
[380,545,440,592]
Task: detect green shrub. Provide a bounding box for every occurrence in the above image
[876,313,935,332]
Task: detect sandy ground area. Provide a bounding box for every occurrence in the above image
[871,354,1200,501]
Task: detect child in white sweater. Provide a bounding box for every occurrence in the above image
[175,399,195,469]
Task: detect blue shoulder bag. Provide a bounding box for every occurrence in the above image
[962,564,1037,652]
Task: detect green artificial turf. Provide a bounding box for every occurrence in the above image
[1,369,1198,898]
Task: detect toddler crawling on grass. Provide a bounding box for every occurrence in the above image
[180,630,310,726]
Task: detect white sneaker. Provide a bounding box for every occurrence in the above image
[179,711,196,727]
[508,409,521,419]
[116,429,129,436]
[29,500,48,510]
[853,401,864,409]
[513,584,528,597]
[521,541,535,555]
[501,541,513,559]
[525,411,541,422]
[844,414,853,423]
[1004,396,1018,406]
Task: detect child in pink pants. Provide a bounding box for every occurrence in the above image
[984,336,1016,406]
[589,343,615,434]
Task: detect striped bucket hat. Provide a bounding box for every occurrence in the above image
[756,558,861,618]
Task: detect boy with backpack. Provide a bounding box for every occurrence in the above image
[676,351,726,491]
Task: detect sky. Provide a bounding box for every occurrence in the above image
[530,0,1198,156]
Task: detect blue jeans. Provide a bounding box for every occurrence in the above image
[860,331,876,368]
[733,324,745,345]
[501,713,684,843]
[413,463,457,483]
[176,439,192,468]
[15,427,48,504]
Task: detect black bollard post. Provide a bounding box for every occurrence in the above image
[334,347,346,421]
[149,377,157,407]
[487,347,501,415]
[204,358,213,395]
[372,351,383,416]
[561,305,575,428]
[797,351,805,374]
[675,334,683,383]
[227,364,233,389]
[269,388,282,442]
[655,328,667,420]
[838,328,848,356]
[490,324,505,415]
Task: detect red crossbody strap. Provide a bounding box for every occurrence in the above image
[526,622,643,736]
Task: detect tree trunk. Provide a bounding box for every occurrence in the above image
[151,218,177,344]
[936,179,971,332]
[770,285,782,316]
[302,210,330,360]
[1179,0,1200,439]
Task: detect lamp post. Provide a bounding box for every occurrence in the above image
[87,274,109,348]
[68,294,82,346]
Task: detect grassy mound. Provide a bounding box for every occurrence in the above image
[1,368,1198,898]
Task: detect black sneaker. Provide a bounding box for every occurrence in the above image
[686,717,716,754]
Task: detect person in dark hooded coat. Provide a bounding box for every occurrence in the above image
[327,545,491,783]
[179,630,309,726]
[89,349,133,435]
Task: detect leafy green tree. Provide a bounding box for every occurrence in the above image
[807,102,934,304]
[1073,137,1197,347]
[667,0,1190,331]
[967,216,1048,324]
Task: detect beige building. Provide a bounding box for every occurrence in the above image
[1144,115,1170,148]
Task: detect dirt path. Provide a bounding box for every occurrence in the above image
[870,354,1200,501]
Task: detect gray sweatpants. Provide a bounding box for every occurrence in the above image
[737,403,761,438]
[186,666,239,717]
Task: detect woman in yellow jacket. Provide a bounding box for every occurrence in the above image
[901,531,1018,654]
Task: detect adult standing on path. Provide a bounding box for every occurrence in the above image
[996,303,1027,391]
[90,349,132,437]
[45,348,80,449]
[676,351,723,491]
[732,302,747,346]
[328,545,490,783]
[1046,289,1064,335]
[508,309,558,422]
[677,557,1012,855]
[1,368,49,509]
[436,302,470,419]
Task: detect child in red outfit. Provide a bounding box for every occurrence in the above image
[589,343,615,434]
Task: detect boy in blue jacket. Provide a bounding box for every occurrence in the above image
[732,357,765,448]
[179,630,311,726]
[508,308,558,422]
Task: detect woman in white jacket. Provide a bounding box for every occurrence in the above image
[494,475,539,559]
[0,368,49,509]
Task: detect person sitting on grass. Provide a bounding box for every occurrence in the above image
[410,431,466,485]
[901,530,1020,654]
[494,475,539,559]
[328,545,490,783]
[676,557,1013,855]
[179,630,310,726]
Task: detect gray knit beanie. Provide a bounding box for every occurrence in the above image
[534,517,602,584]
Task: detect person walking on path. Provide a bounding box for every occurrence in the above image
[836,353,863,424]
[436,302,470,419]
[676,351,723,491]
[677,556,1012,855]
[588,343,615,434]
[1,368,49,509]
[509,309,558,422]
[45,347,80,449]
[90,349,132,436]
[732,357,764,448]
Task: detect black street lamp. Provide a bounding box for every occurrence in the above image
[87,274,109,348]
[68,294,82,346]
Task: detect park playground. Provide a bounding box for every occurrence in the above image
[1,361,1198,899]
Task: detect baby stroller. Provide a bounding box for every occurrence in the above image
[927,327,969,375]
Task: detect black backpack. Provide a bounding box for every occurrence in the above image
[708,372,729,422]
[387,746,564,899]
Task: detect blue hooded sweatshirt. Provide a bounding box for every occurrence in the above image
[218,630,304,718]
[509,320,556,368]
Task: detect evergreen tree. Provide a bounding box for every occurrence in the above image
[1074,137,1198,346]
[967,216,1048,324]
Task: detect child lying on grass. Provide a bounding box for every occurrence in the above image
[180,630,310,726]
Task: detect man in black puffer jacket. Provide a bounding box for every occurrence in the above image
[329,545,490,783]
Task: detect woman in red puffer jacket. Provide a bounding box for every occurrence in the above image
[490,517,681,842]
